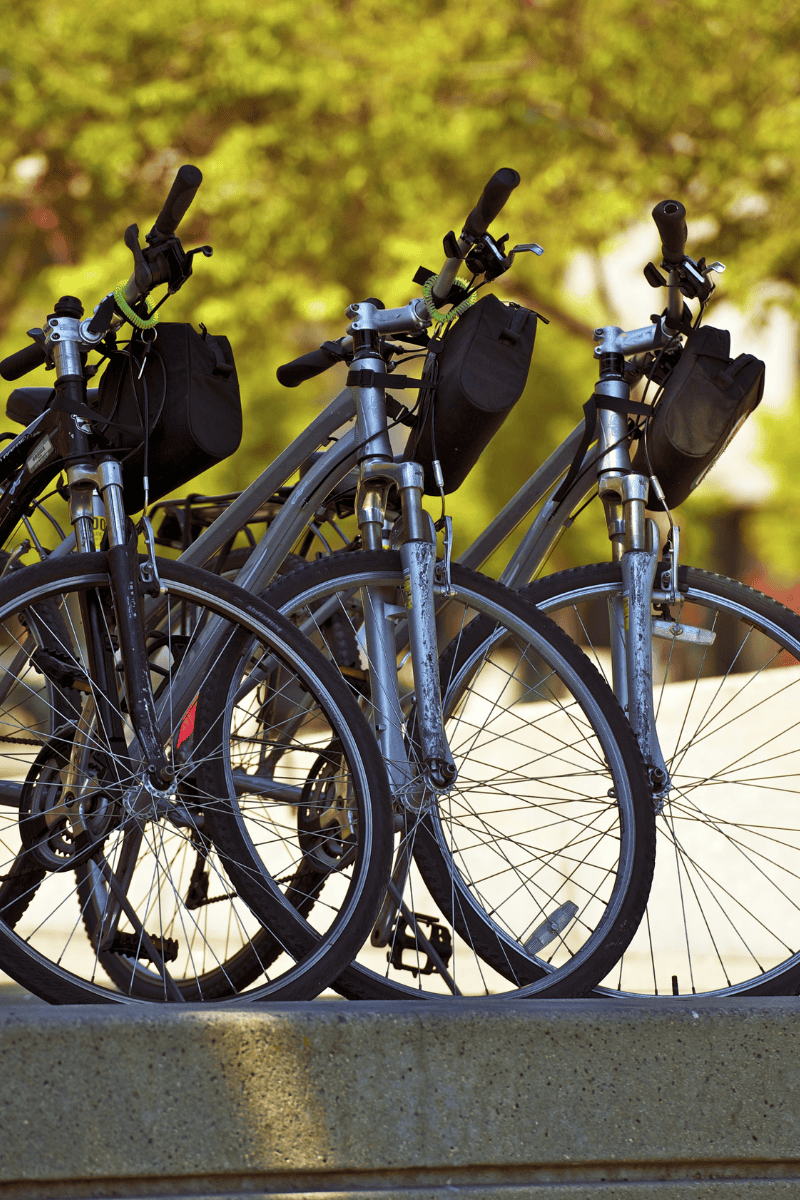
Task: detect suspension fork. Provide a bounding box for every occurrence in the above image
[48,309,170,784]
[61,457,175,956]
[66,457,172,786]
[356,459,456,796]
[619,511,670,798]
[595,384,671,801]
[348,304,455,793]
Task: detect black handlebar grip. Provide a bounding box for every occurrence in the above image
[652,199,688,264]
[463,168,521,239]
[150,165,203,238]
[277,344,343,388]
[0,341,47,382]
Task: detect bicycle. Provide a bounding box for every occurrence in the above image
[0,166,395,1003]
[439,198,800,999]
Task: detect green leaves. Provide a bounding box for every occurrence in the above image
[0,0,797,560]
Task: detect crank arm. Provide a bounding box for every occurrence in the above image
[92,821,145,953]
[371,833,413,947]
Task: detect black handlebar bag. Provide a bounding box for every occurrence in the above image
[404,293,537,495]
[633,325,765,511]
[94,323,242,513]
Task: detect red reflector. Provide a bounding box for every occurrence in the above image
[177,700,197,747]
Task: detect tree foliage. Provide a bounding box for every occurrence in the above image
[0,0,797,567]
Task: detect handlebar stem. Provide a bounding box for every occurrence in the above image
[47,317,85,377]
[593,322,671,360]
[45,313,108,377]
[348,299,430,336]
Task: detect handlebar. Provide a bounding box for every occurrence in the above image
[0,165,205,384]
[148,164,203,241]
[277,339,350,387]
[463,168,521,240]
[0,341,47,383]
[652,199,688,265]
[432,168,520,303]
[279,169,527,386]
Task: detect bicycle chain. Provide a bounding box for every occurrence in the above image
[0,861,42,882]
[192,890,237,907]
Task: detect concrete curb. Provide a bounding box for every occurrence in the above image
[1,997,799,1198]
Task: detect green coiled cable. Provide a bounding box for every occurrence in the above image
[112,282,160,330]
[422,275,476,324]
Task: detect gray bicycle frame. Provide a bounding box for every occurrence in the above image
[167,291,462,798]
[168,314,682,796]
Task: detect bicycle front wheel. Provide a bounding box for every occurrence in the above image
[264,551,655,999]
[524,562,800,998]
[0,554,392,1003]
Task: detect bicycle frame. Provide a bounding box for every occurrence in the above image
[178,296,459,798]
[169,323,679,798]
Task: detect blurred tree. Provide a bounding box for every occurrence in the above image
[0,0,797,567]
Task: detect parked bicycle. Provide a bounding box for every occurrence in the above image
[0,167,395,1003]
[165,172,662,999]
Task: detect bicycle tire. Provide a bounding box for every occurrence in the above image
[263,551,656,999]
[521,561,800,997]
[0,554,392,1003]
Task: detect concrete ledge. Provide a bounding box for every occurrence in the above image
[1,997,799,1198]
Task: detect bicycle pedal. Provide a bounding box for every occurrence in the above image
[107,931,179,963]
[388,911,452,978]
[30,647,92,692]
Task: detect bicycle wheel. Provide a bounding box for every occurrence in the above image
[522,561,800,997]
[263,550,655,998]
[0,554,392,1003]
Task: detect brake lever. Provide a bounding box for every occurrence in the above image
[124,223,213,299]
[508,242,545,259]
[144,237,212,296]
[645,254,725,305]
[464,232,545,282]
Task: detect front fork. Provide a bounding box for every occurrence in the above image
[67,457,172,787]
[600,468,671,804]
[356,460,456,799]
[65,457,176,960]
